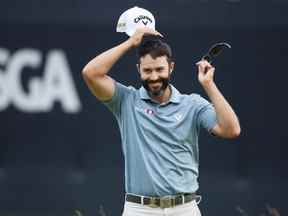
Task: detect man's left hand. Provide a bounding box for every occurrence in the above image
[196,60,215,86]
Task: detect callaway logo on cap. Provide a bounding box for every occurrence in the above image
[116,6,156,37]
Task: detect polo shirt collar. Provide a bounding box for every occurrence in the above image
[139,84,181,104]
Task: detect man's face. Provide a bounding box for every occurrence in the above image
[138,55,174,97]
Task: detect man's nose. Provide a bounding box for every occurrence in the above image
[150,72,159,81]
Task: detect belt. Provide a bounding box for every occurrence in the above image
[125,193,196,209]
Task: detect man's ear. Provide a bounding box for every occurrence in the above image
[170,62,175,74]
[136,64,140,74]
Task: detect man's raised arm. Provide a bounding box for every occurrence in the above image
[82,27,163,101]
[196,60,241,139]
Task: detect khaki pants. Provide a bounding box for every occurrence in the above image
[122,200,201,216]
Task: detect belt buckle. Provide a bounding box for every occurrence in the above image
[160,195,174,209]
[148,197,158,208]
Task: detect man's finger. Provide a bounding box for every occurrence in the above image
[146,29,163,37]
[196,60,207,66]
[196,59,212,66]
[154,30,164,37]
[158,33,164,37]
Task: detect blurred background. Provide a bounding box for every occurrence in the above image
[1,0,287,215]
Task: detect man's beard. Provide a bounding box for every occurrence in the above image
[141,76,170,97]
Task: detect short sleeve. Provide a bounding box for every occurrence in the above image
[196,96,217,132]
[102,81,132,117]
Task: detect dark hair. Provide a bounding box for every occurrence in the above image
[137,35,173,63]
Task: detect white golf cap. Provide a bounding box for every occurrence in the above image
[116,6,156,37]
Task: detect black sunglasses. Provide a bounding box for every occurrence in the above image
[202,42,231,63]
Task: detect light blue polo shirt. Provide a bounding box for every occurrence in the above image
[103,81,217,196]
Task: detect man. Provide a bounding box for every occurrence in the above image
[82,27,241,216]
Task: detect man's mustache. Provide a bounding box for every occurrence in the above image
[146,79,164,84]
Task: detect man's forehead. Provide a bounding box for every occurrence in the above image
[139,55,168,67]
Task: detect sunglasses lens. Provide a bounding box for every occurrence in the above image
[209,43,231,57]
[202,42,231,63]
[210,46,223,56]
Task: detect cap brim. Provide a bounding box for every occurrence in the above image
[126,25,156,37]
[126,28,135,37]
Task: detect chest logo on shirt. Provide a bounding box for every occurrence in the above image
[145,108,155,115]
[174,113,183,121]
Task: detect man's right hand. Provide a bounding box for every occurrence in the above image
[128,27,163,48]
[82,27,163,102]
